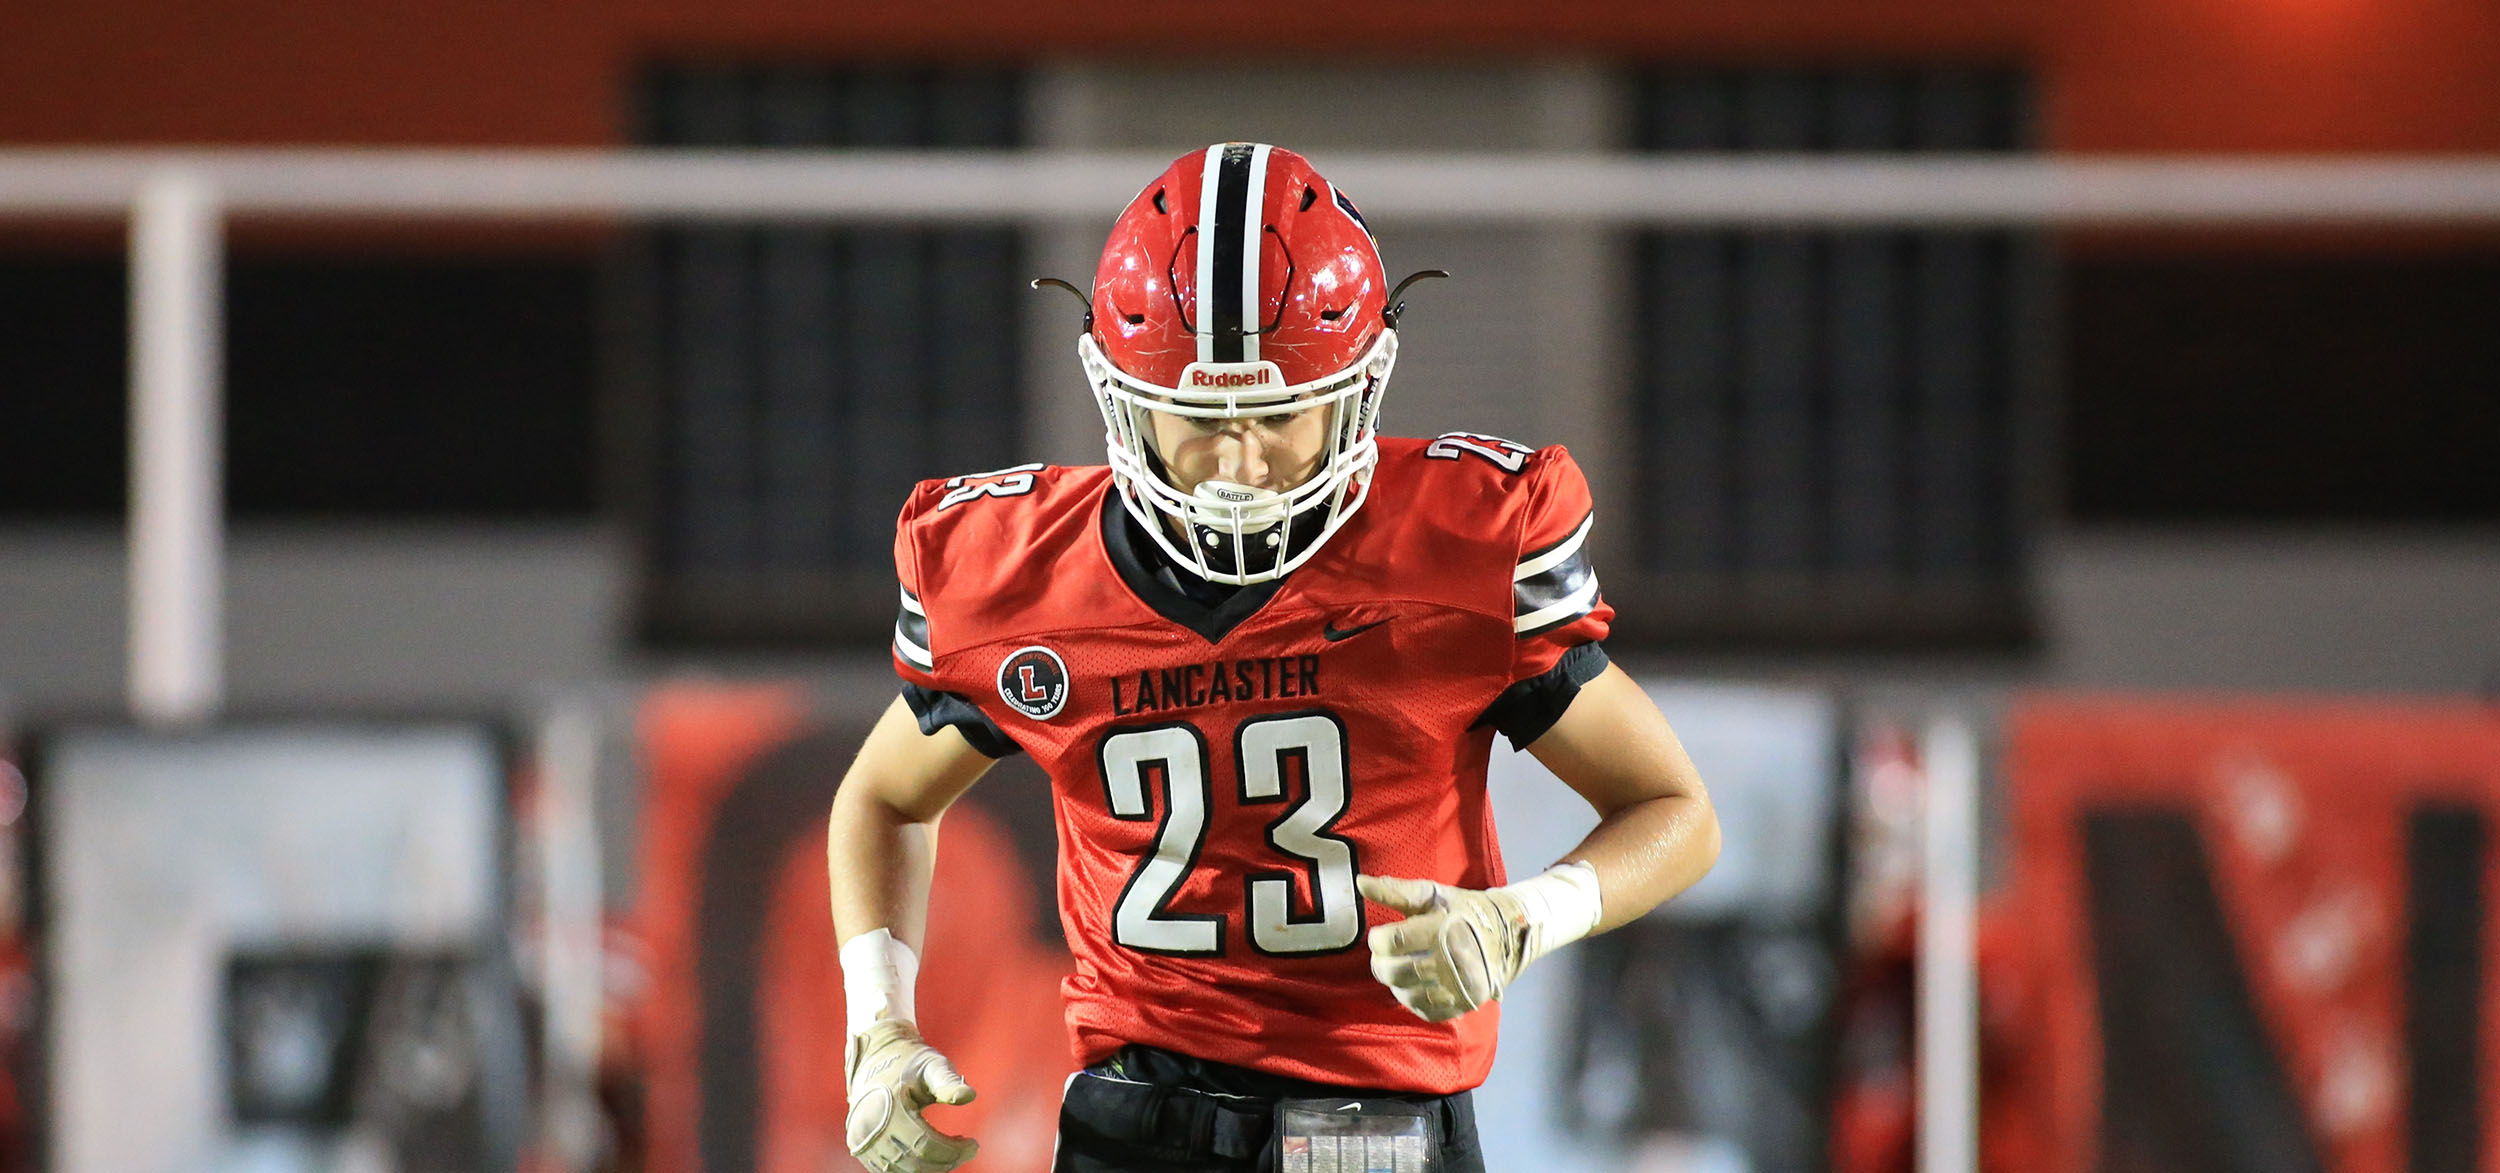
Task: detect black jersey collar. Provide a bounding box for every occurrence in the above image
[1099,489,1290,644]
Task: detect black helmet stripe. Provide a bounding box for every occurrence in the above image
[1195,143,1269,365]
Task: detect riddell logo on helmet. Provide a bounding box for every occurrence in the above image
[1188,368,1273,388]
[1179,361,1282,389]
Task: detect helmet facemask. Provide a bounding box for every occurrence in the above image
[1069,142,1417,586]
[1083,328,1397,585]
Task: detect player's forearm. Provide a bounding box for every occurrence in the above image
[1559,789,1720,934]
[827,781,943,954]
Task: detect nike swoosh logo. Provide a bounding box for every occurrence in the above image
[1322,617,1391,642]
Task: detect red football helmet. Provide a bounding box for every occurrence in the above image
[1075,143,1403,584]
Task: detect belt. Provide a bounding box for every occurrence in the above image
[1062,1071,1275,1163]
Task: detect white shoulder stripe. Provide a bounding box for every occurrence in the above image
[893,629,934,670]
[899,585,924,617]
[1513,574,1602,634]
[1514,512,1595,582]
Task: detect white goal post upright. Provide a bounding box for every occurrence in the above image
[1920,716,1984,1173]
[4,147,2499,1171]
[126,170,223,727]
[532,698,608,1168]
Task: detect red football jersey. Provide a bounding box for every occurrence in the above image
[888,433,1610,1095]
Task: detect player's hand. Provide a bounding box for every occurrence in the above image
[844,1017,979,1173]
[1356,873,1532,1022]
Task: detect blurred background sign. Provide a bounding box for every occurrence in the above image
[1483,683,1842,1173]
[629,680,1070,1173]
[30,723,522,1172]
[2002,698,2500,1173]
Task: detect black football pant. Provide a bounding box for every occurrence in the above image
[1052,1044,1485,1173]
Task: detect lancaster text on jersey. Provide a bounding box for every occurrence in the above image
[1108,653,1322,716]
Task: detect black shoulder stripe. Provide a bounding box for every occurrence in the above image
[1515,597,1600,640]
[893,586,933,670]
[1513,511,1600,637]
[1514,556,1597,619]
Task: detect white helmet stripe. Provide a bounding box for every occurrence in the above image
[1193,144,1225,365]
[1239,143,1272,363]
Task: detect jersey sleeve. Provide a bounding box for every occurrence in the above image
[1509,445,1613,683]
[890,483,1022,757]
[1477,640,1611,748]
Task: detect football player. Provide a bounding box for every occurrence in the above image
[829,142,1721,1173]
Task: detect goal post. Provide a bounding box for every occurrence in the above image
[6,149,2500,222]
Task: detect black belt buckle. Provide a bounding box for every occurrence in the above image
[1273,1096,1435,1173]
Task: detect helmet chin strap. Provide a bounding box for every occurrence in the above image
[1174,481,1337,580]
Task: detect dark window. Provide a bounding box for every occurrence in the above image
[1624,67,2040,648]
[2066,253,2500,522]
[619,64,1027,647]
[0,257,124,517]
[0,256,595,519]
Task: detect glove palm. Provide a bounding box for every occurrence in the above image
[844,1018,978,1173]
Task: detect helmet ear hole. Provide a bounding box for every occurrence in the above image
[1319,307,1343,322]
[1123,312,1145,325]
[1299,185,1318,212]
[1152,187,1169,214]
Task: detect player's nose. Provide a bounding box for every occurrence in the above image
[1214,432,1272,487]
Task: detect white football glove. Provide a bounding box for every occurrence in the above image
[1357,865,1604,1023]
[844,1017,979,1173]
